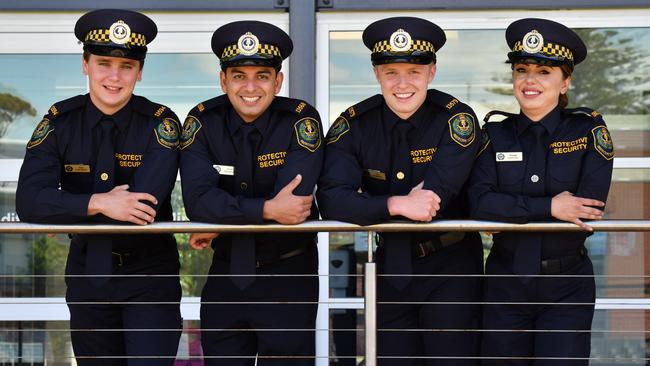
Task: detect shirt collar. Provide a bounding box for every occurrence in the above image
[85,95,133,132]
[381,97,431,135]
[227,103,271,136]
[516,105,562,136]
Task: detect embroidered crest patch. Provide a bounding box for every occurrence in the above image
[27,118,53,149]
[154,117,180,149]
[294,117,321,152]
[180,116,202,150]
[326,116,350,145]
[592,125,614,160]
[448,113,475,147]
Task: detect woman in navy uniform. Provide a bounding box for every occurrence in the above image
[469,18,614,365]
[317,17,483,366]
[16,9,182,366]
[179,21,323,365]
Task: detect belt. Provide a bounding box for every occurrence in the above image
[111,247,161,267]
[379,232,466,259]
[540,248,586,274]
[255,247,308,268]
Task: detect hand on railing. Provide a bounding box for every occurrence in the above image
[262,174,313,224]
[387,181,441,222]
[551,191,605,231]
[189,233,219,250]
[87,184,158,225]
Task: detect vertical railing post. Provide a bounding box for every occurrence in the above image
[365,231,377,366]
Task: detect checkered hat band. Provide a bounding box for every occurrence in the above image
[85,29,147,47]
[221,43,282,60]
[513,41,574,61]
[372,39,435,53]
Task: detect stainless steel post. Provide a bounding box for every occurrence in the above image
[365,231,377,366]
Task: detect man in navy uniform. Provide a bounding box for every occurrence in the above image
[16,9,182,365]
[317,17,483,365]
[179,21,323,365]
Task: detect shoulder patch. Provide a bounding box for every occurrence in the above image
[294,117,321,152]
[154,117,180,149]
[591,125,614,160]
[180,115,202,150]
[295,101,307,114]
[27,117,54,149]
[448,112,476,147]
[326,115,350,145]
[477,125,490,156]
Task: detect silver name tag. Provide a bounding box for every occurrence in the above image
[213,164,235,176]
[495,152,523,162]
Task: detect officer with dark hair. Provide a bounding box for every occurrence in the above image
[317,16,483,366]
[179,21,323,366]
[469,18,613,365]
[16,9,182,365]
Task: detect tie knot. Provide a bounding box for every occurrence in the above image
[240,124,257,136]
[396,121,412,136]
[100,117,115,134]
[529,123,546,138]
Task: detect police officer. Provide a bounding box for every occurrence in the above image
[469,18,614,365]
[15,9,182,365]
[179,21,323,365]
[317,17,483,366]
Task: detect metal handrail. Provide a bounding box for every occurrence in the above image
[1,219,650,233]
[2,219,650,366]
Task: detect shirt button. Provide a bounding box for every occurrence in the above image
[396,172,405,180]
[240,182,248,190]
[531,174,539,183]
[100,172,109,181]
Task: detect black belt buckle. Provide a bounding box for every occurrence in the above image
[111,251,130,267]
[416,242,428,258]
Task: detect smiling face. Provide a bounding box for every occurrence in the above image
[82,54,142,115]
[220,66,283,123]
[512,63,571,121]
[373,62,436,120]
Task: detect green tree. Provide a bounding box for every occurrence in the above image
[0,92,37,137]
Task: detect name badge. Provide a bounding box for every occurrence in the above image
[365,169,387,181]
[495,152,523,162]
[213,164,235,176]
[64,164,90,173]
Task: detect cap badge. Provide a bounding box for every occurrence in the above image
[109,20,131,45]
[522,30,544,54]
[237,32,260,56]
[389,29,412,52]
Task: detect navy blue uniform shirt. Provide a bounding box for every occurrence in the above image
[179,95,323,257]
[16,94,180,257]
[469,106,614,259]
[317,89,480,229]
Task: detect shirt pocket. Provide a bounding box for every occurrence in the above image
[547,153,582,193]
[496,160,525,190]
[361,168,389,195]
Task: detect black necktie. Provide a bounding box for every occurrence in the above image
[231,124,260,289]
[513,123,546,282]
[86,117,115,287]
[384,121,413,290]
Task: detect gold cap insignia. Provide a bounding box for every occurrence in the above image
[109,20,131,45]
[522,30,544,54]
[237,32,260,56]
[389,29,412,52]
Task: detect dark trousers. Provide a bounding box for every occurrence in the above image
[66,242,182,366]
[481,253,595,366]
[200,249,319,366]
[377,235,484,366]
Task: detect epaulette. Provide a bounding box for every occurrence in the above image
[132,95,174,120]
[342,94,383,120]
[483,110,517,123]
[45,95,86,119]
[272,96,316,116]
[189,95,229,116]
[426,89,466,112]
[565,107,606,124]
